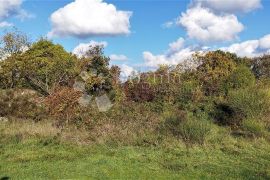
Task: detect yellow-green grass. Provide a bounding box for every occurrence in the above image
[0,121,269,179]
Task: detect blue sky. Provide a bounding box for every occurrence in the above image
[1,0,270,76]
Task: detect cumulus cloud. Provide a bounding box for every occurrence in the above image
[143,34,270,68]
[195,0,261,13]
[168,37,185,53]
[143,48,196,68]
[72,40,108,58]
[0,0,22,20]
[109,54,128,61]
[48,0,132,38]
[143,38,199,68]
[178,6,244,43]
[0,0,32,25]
[0,21,13,28]
[120,64,137,80]
[221,34,270,57]
[221,40,259,57]
[259,34,270,49]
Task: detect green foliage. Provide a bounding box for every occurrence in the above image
[227,87,270,119]
[196,50,237,95]
[1,29,270,179]
[164,111,211,145]
[21,39,77,92]
[226,65,255,90]
[214,102,246,128]
[0,39,77,95]
[176,80,203,110]
[214,87,270,129]
[0,29,31,58]
[78,45,113,95]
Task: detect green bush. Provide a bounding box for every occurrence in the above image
[214,102,246,128]
[214,86,270,129]
[176,80,203,110]
[226,65,255,91]
[164,111,211,145]
[227,87,270,119]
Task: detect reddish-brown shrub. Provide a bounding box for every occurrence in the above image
[44,86,82,125]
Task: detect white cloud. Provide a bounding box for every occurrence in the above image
[195,0,261,13]
[221,34,270,57]
[221,40,260,57]
[259,34,270,49]
[120,64,137,80]
[48,0,132,38]
[178,6,244,43]
[143,38,198,68]
[72,40,108,58]
[0,21,13,28]
[168,37,185,53]
[109,54,128,61]
[0,0,32,24]
[143,48,196,68]
[0,0,22,20]
[143,52,170,67]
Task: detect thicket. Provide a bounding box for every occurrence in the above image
[0,30,270,146]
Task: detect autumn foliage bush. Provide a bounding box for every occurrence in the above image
[44,87,82,126]
[0,89,47,120]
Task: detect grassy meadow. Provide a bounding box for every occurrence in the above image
[0,120,270,179]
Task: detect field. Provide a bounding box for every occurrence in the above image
[1,121,269,179]
[1,31,270,179]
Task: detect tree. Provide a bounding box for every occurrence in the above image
[78,45,113,95]
[0,29,31,59]
[195,50,237,96]
[226,65,255,90]
[110,65,121,86]
[0,39,77,95]
[21,39,77,94]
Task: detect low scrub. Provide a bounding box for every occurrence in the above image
[44,87,82,126]
[214,87,270,128]
[227,87,270,119]
[0,89,46,120]
[163,111,211,145]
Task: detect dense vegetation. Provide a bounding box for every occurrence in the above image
[0,30,270,179]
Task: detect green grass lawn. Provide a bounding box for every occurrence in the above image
[1,134,270,179]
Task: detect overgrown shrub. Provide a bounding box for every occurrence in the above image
[123,78,156,102]
[0,89,47,120]
[214,102,246,128]
[227,87,270,119]
[176,80,204,110]
[226,65,255,91]
[196,50,237,96]
[214,87,270,128]
[163,111,211,145]
[44,87,82,126]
